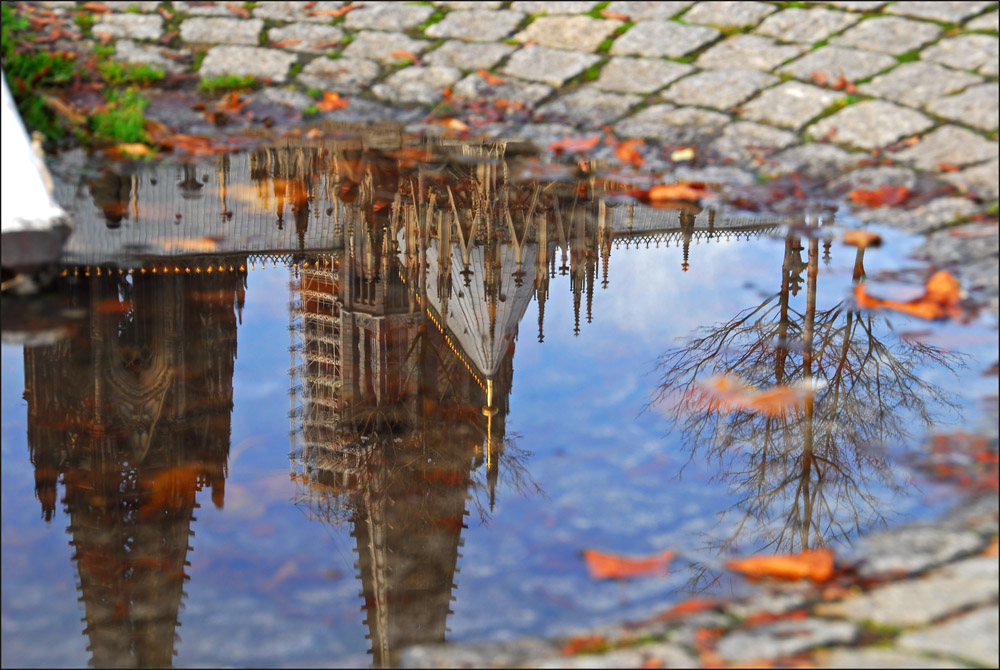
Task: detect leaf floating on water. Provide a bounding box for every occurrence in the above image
[855,270,962,320]
[646,182,715,202]
[549,136,601,153]
[582,547,675,580]
[477,68,505,85]
[849,185,910,208]
[561,634,608,656]
[615,138,645,167]
[726,548,835,582]
[842,230,882,248]
[316,91,348,112]
[694,375,824,416]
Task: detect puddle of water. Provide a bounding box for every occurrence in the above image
[2,137,996,668]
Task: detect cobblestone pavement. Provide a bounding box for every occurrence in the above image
[21,1,1000,667]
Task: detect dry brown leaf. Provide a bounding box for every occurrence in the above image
[727,548,835,582]
[843,230,883,249]
[647,182,715,202]
[936,162,961,172]
[435,117,469,131]
[227,2,250,19]
[855,270,962,321]
[849,185,910,208]
[561,634,608,656]
[984,536,999,557]
[694,375,822,416]
[216,90,247,113]
[615,138,645,167]
[391,49,419,62]
[309,4,362,17]
[601,9,630,20]
[315,91,349,112]
[113,143,155,158]
[82,1,111,12]
[583,547,675,580]
[810,71,828,87]
[270,38,302,48]
[477,68,505,85]
[43,96,87,125]
[549,136,601,153]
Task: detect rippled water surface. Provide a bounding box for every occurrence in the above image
[2,136,996,668]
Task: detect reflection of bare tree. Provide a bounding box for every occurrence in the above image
[653,218,964,565]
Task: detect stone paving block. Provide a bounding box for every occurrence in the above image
[779,46,896,83]
[826,1,887,9]
[266,23,344,53]
[681,1,777,28]
[830,165,919,191]
[175,1,243,16]
[592,57,692,94]
[709,122,798,161]
[808,100,934,150]
[858,62,983,109]
[252,1,345,22]
[716,618,857,662]
[771,144,856,176]
[298,57,380,94]
[400,637,561,669]
[451,73,553,106]
[252,87,313,110]
[891,125,999,170]
[342,3,434,31]
[944,158,1000,200]
[696,34,804,71]
[899,606,999,667]
[514,15,621,52]
[536,88,641,126]
[965,10,999,31]
[425,9,526,42]
[829,16,942,55]
[113,40,191,74]
[740,81,844,130]
[661,69,777,110]
[886,1,996,23]
[851,195,982,232]
[754,8,860,44]
[434,1,504,8]
[604,1,694,20]
[614,105,730,143]
[423,41,515,70]
[926,83,1000,132]
[501,45,600,86]
[180,17,264,45]
[922,34,999,76]
[371,66,462,106]
[815,647,966,668]
[609,20,720,58]
[92,14,163,41]
[342,31,430,64]
[199,45,298,83]
[510,1,600,13]
[845,524,982,577]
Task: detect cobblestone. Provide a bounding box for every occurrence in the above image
[926,83,1000,132]
[696,35,804,71]
[199,45,297,83]
[297,57,380,94]
[605,1,694,20]
[371,66,462,106]
[451,73,553,106]
[113,40,191,74]
[662,69,777,110]
[610,20,720,58]
[92,14,163,41]
[425,9,526,42]
[514,15,621,52]
[175,0,242,16]
[829,16,942,55]
[845,525,982,577]
[853,196,982,233]
[342,31,430,64]
[681,1,777,28]
[922,34,999,76]
[266,23,344,53]
[342,3,435,31]
[891,125,999,170]
[807,100,934,150]
[510,1,601,14]
[943,158,1000,200]
[716,618,857,662]
[615,105,729,143]
[708,121,797,161]
[501,45,600,87]
[592,57,692,94]
[898,606,1000,667]
[754,8,860,44]
[180,17,264,46]
[537,89,641,126]
[424,41,515,70]
[858,62,983,109]
[740,81,844,130]
[251,1,345,22]
[770,144,856,176]
[965,10,999,31]
[815,647,966,668]
[779,46,896,83]
[885,1,997,23]
[827,1,888,9]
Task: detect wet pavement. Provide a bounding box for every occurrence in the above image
[2,1,999,668]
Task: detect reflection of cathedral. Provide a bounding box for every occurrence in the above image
[22,261,246,667]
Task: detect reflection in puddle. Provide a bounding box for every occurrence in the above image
[3,135,991,667]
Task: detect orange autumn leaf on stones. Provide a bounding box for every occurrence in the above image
[270,38,302,48]
[477,69,505,85]
[226,2,250,19]
[583,547,675,579]
[615,138,645,167]
[561,634,608,656]
[217,90,247,113]
[849,185,910,207]
[855,270,962,321]
[316,91,349,111]
[391,50,419,62]
[549,136,601,153]
[83,2,111,12]
[727,548,835,582]
[601,9,631,20]
[843,230,882,248]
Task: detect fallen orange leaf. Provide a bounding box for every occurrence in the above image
[657,598,721,619]
[316,91,349,112]
[436,117,469,131]
[583,547,675,580]
[270,38,302,48]
[391,49,419,62]
[936,162,961,172]
[842,230,882,249]
[849,185,910,208]
[727,548,835,582]
[112,143,155,158]
[217,90,247,113]
[647,182,715,202]
[82,1,111,12]
[227,2,250,19]
[855,270,962,320]
[601,9,630,20]
[561,634,608,656]
[615,138,645,167]
[983,536,998,557]
[309,4,362,17]
[549,136,601,153]
[810,71,828,87]
[477,68,505,85]
[694,375,823,417]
